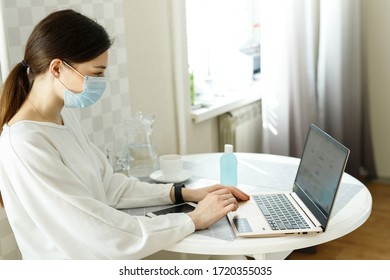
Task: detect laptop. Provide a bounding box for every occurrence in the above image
[227,124,350,237]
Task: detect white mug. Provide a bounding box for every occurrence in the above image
[159,154,183,181]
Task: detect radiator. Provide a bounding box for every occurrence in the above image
[218,101,262,153]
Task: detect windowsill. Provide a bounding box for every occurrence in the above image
[191,80,262,123]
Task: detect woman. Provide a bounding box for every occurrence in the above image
[0,9,248,259]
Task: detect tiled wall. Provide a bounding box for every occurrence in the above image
[0,0,131,259]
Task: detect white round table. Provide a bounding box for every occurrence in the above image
[161,153,372,260]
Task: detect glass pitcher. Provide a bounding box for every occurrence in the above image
[113,112,158,178]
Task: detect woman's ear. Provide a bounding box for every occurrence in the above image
[49,59,63,78]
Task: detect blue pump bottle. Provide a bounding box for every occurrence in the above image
[220,144,237,186]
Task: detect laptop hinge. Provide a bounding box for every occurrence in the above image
[290,192,323,229]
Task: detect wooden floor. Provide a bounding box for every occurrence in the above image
[287,180,390,260]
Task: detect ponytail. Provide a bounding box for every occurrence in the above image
[0,62,31,132]
[0,61,31,207]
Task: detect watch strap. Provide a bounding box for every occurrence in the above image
[174,183,185,204]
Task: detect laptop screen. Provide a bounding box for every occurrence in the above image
[293,124,350,230]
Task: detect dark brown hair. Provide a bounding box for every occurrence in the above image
[0,9,113,207]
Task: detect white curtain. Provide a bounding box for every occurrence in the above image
[260,0,372,177]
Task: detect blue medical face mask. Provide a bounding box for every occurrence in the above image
[59,61,107,108]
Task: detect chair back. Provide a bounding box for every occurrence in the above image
[0,208,21,259]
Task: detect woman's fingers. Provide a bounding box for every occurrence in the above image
[228,187,250,201]
[188,191,240,230]
[209,185,250,201]
[187,186,248,230]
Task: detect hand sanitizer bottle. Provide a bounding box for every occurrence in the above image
[220,144,238,186]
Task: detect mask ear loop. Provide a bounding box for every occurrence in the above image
[62,60,85,79]
[52,63,78,94]
[58,60,87,94]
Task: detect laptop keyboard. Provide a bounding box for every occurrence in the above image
[253,194,311,231]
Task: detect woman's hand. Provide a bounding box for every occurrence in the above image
[169,184,249,230]
[182,184,249,203]
[187,188,243,230]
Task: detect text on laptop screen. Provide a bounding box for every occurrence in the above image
[295,125,349,218]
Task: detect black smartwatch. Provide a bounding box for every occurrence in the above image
[173,183,185,204]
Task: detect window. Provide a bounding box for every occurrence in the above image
[186,0,260,106]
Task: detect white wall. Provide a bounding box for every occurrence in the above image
[364,0,390,178]
[123,0,219,156]
[123,0,178,155]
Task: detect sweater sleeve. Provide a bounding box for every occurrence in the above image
[0,126,195,259]
[67,108,175,209]
[89,140,175,209]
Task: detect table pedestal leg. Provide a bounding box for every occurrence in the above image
[252,250,292,260]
